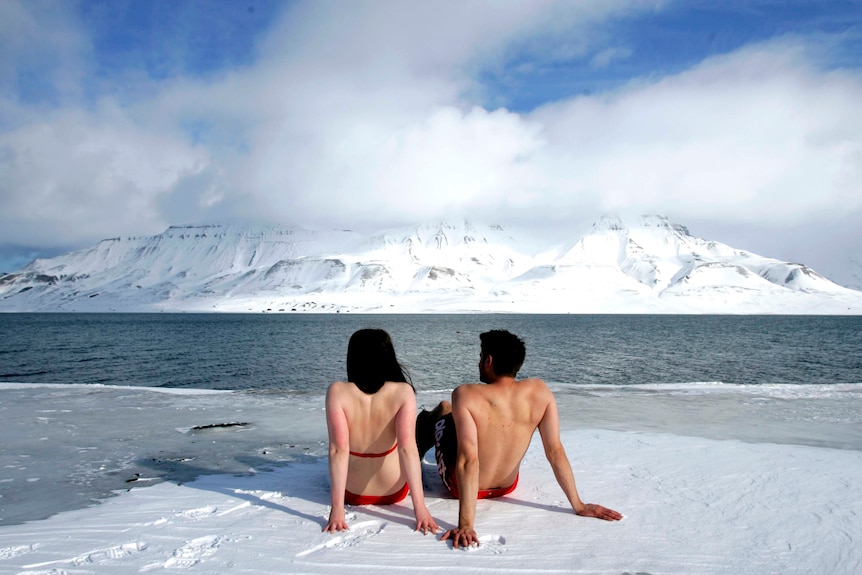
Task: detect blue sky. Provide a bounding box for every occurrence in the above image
[1,0,861,286]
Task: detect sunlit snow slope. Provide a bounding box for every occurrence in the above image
[1,216,860,313]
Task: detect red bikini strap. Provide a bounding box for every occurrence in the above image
[349,443,398,458]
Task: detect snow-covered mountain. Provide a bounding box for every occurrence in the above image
[1,216,860,314]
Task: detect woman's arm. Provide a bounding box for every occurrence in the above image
[324,383,351,532]
[395,389,439,535]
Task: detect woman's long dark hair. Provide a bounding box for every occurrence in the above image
[346,329,413,394]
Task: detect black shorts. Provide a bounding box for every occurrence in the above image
[433,413,458,495]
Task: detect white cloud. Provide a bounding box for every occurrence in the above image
[529,39,862,225]
[203,33,861,233]
[112,0,658,231]
[0,0,88,101]
[0,100,207,246]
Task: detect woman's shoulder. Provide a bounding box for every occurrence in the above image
[326,380,356,397]
[380,380,415,399]
[382,380,413,388]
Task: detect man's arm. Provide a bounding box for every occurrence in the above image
[440,386,482,549]
[537,392,622,521]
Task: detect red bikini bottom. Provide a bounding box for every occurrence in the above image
[344,482,409,505]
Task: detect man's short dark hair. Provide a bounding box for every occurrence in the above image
[480,330,526,377]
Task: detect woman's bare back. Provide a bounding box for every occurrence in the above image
[328,380,414,495]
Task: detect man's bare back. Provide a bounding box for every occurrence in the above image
[452,377,551,490]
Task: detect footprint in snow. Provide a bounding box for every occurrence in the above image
[70,542,148,566]
[174,505,217,520]
[163,535,223,569]
[295,520,387,557]
[0,544,37,560]
[464,534,507,554]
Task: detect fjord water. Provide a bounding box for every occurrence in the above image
[1,313,860,525]
[3,313,860,390]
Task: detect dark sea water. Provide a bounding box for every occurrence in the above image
[2,313,860,390]
[1,313,861,526]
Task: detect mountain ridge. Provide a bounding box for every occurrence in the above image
[1,216,860,314]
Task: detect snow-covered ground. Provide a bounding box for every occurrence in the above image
[1,381,860,574]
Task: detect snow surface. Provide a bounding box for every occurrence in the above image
[1,216,861,313]
[0,429,859,574]
[1,381,860,573]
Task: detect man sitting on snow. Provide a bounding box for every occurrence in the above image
[417,329,622,549]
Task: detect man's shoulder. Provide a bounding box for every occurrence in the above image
[452,382,483,398]
[509,376,549,393]
[453,382,502,408]
[519,377,554,401]
[454,382,483,390]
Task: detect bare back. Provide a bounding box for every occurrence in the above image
[326,380,415,495]
[452,377,554,490]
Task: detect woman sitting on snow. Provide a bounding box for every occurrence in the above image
[323,328,438,535]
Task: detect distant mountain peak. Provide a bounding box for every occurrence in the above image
[637,214,691,236]
[591,214,625,232]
